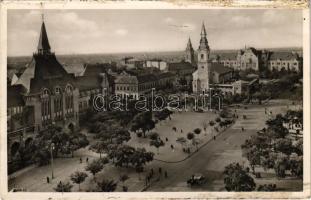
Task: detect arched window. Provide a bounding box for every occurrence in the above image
[55,86,61,94]
[41,88,50,98]
[66,84,73,93]
[65,84,74,114]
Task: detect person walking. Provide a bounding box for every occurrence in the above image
[86,157,89,163]
[80,158,82,163]
[165,137,168,142]
[46,176,50,184]
[164,171,168,178]
[159,167,162,175]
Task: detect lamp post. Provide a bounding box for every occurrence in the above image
[213,95,222,111]
[209,88,214,110]
[50,142,55,179]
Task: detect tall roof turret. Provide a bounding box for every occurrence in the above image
[37,18,51,55]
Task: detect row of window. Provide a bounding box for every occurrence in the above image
[80,89,101,97]
[270,61,298,66]
[116,82,157,92]
[7,106,24,116]
[41,85,73,98]
[79,101,89,111]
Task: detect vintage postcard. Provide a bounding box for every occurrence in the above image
[0,1,310,200]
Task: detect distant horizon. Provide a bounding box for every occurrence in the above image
[7,46,303,58]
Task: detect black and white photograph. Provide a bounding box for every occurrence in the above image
[1,1,310,199]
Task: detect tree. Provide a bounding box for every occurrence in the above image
[274,138,293,155]
[54,181,73,192]
[90,141,108,158]
[70,171,88,191]
[96,179,118,192]
[154,108,172,121]
[209,121,215,136]
[187,132,194,141]
[187,132,195,150]
[131,111,155,137]
[85,159,104,180]
[209,121,215,126]
[149,132,160,141]
[119,174,129,188]
[193,128,202,135]
[150,139,165,154]
[176,137,187,147]
[223,163,256,191]
[215,117,221,123]
[201,121,208,133]
[130,148,154,179]
[274,153,289,178]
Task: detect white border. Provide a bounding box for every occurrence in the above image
[0,2,310,200]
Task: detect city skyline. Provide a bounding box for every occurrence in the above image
[8,9,303,56]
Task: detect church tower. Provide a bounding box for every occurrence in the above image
[192,22,210,94]
[185,37,195,65]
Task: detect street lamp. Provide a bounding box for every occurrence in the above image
[209,88,214,110]
[213,95,222,111]
[50,142,55,179]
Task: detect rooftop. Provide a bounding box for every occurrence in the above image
[210,63,233,74]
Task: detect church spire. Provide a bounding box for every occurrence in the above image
[198,22,209,51]
[37,15,51,55]
[200,21,207,37]
[185,37,195,65]
[186,37,193,50]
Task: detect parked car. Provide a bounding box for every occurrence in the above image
[187,173,206,186]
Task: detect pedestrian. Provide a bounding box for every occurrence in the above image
[164,171,168,178]
[213,136,216,140]
[46,176,50,184]
[181,129,183,133]
[159,167,162,174]
[80,157,82,163]
[165,137,168,142]
[86,157,89,163]
[170,144,174,149]
[151,168,154,176]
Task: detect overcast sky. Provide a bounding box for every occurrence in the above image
[7,9,303,56]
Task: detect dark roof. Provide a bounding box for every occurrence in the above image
[210,63,233,75]
[167,61,195,71]
[115,74,138,84]
[156,72,175,79]
[75,76,102,91]
[17,54,75,94]
[137,74,158,83]
[83,63,110,76]
[269,52,299,60]
[7,85,26,107]
[218,52,237,60]
[37,22,51,52]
